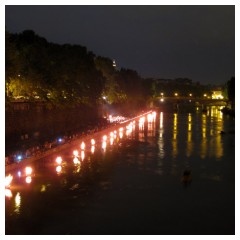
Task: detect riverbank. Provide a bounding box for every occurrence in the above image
[5,110,153,173]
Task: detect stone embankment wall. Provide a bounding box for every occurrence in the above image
[5,101,102,154]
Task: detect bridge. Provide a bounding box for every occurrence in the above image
[152,96,227,111]
[155,96,227,105]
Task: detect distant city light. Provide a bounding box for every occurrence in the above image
[113,59,117,67]
[212,91,224,99]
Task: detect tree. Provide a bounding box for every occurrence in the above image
[5,31,21,98]
[95,56,125,104]
[5,30,105,106]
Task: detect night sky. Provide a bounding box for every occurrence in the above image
[5,4,235,85]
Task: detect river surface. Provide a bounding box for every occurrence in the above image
[5,107,235,235]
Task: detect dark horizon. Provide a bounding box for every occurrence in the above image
[5,5,235,85]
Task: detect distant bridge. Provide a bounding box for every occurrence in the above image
[155,96,227,106]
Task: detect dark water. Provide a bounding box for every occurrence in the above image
[5,107,235,235]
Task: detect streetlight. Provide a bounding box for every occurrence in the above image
[174,93,178,97]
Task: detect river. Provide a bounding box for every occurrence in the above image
[5,107,235,235]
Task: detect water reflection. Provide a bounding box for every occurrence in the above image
[201,114,207,158]
[5,109,231,226]
[209,107,224,159]
[186,113,193,157]
[73,163,81,173]
[91,145,95,154]
[139,117,145,129]
[119,128,123,139]
[25,176,32,184]
[126,122,134,137]
[202,114,207,139]
[81,151,85,161]
[148,114,155,136]
[56,165,62,174]
[102,141,107,152]
[110,137,114,145]
[40,185,46,192]
[91,139,95,145]
[212,134,223,159]
[158,112,165,159]
[210,106,223,120]
[73,154,81,173]
[172,113,178,158]
[199,107,224,159]
[14,192,21,214]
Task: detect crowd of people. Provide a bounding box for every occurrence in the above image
[5,116,123,166]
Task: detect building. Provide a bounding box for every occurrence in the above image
[212,90,224,99]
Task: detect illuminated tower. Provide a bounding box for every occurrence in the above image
[112,59,117,68]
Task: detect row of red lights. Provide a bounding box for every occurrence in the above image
[5,112,156,198]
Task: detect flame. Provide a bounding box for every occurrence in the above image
[91,139,95,145]
[73,150,79,157]
[56,156,62,165]
[5,188,12,198]
[5,174,13,188]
